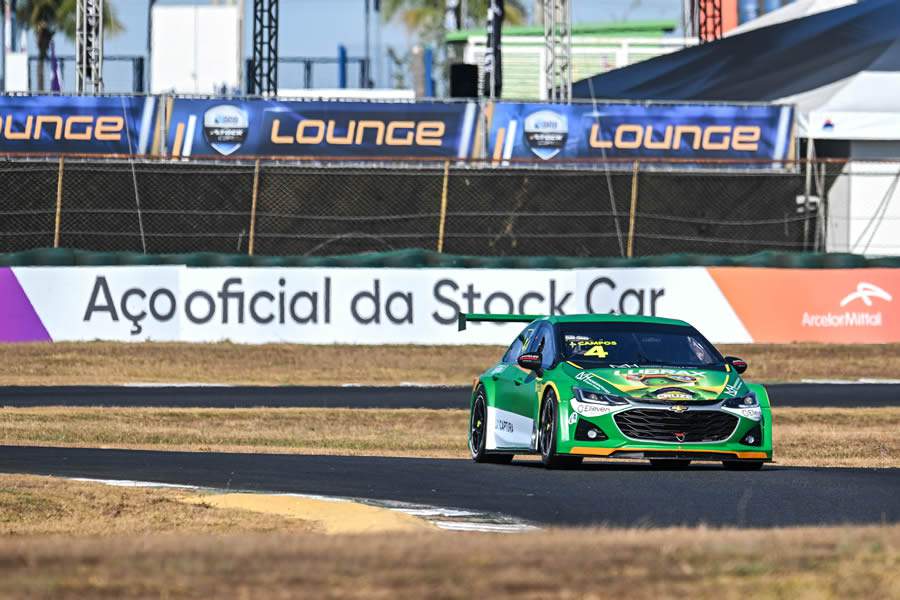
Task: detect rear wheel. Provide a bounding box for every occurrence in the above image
[649,459,691,469]
[723,460,764,471]
[470,386,514,465]
[539,390,582,469]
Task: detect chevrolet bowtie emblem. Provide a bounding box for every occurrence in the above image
[669,404,689,413]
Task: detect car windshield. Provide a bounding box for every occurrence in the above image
[557,322,724,369]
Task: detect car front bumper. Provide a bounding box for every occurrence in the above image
[558,398,773,462]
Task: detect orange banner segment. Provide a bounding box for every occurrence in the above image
[707,268,900,343]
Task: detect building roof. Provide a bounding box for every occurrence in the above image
[445,20,676,44]
[572,0,897,105]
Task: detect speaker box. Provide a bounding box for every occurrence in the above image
[449,63,479,98]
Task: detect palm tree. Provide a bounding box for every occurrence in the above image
[382,0,528,44]
[17,0,123,91]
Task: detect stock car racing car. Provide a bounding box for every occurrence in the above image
[459,313,772,470]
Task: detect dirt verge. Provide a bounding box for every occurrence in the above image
[1,407,897,467]
[1,341,897,385]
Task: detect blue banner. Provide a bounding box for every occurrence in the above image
[486,101,794,164]
[166,99,479,159]
[0,95,156,155]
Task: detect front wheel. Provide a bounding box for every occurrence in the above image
[470,386,514,465]
[723,460,764,471]
[539,390,582,469]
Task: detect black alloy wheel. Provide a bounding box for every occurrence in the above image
[539,389,582,469]
[470,386,513,464]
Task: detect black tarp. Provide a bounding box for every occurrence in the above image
[572,0,900,102]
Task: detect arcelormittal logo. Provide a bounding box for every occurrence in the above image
[839,282,892,307]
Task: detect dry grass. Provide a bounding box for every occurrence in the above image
[1,407,898,467]
[0,407,463,457]
[1,342,898,385]
[0,474,313,537]
[776,408,900,468]
[0,524,897,599]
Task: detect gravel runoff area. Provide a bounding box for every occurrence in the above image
[0,342,898,385]
[1,407,897,468]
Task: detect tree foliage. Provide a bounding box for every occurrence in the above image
[382,0,528,41]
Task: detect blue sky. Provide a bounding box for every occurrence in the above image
[40,0,681,92]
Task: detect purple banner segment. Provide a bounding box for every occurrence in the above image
[0,268,51,342]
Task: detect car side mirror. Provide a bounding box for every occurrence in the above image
[725,356,748,374]
[517,352,543,372]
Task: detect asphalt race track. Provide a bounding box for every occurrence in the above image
[0,445,897,528]
[1,383,898,409]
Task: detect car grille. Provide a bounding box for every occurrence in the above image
[614,408,738,443]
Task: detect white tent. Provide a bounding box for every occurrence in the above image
[574,0,900,254]
[727,0,856,36]
[731,1,900,255]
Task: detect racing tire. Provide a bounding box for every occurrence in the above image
[722,460,764,471]
[470,386,514,465]
[539,389,582,469]
[649,459,691,469]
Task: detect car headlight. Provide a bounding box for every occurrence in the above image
[721,392,762,422]
[572,388,631,406]
[723,393,758,408]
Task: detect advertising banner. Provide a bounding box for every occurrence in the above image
[3,266,896,345]
[165,98,479,159]
[0,95,157,155]
[486,101,795,166]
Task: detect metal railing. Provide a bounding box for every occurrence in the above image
[245,57,372,93]
[28,55,145,93]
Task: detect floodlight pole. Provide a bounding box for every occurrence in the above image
[542,0,571,102]
[147,0,157,93]
[364,0,371,87]
[0,0,6,92]
[76,0,105,94]
[250,0,278,95]
[696,0,723,43]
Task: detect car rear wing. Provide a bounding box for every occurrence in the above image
[457,313,543,331]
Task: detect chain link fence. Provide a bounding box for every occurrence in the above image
[0,157,895,257]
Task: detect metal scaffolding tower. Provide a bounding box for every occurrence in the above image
[696,0,723,43]
[250,0,279,95]
[75,0,104,93]
[542,0,572,103]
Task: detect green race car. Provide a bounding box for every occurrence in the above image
[460,313,772,470]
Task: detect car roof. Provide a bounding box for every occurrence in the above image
[542,314,692,327]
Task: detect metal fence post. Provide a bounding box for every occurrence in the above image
[53,157,64,248]
[437,160,450,252]
[248,159,261,256]
[626,160,639,258]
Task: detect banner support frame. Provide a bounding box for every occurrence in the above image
[53,157,64,248]
[248,158,261,256]
[437,160,450,253]
[627,160,639,258]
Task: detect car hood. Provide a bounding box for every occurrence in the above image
[561,363,748,401]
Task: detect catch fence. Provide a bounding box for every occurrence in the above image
[0,157,893,257]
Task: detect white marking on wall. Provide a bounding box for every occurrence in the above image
[457,101,477,159]
[183,114,198,157]
[137,96,157,155]
[502,119,517,165]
